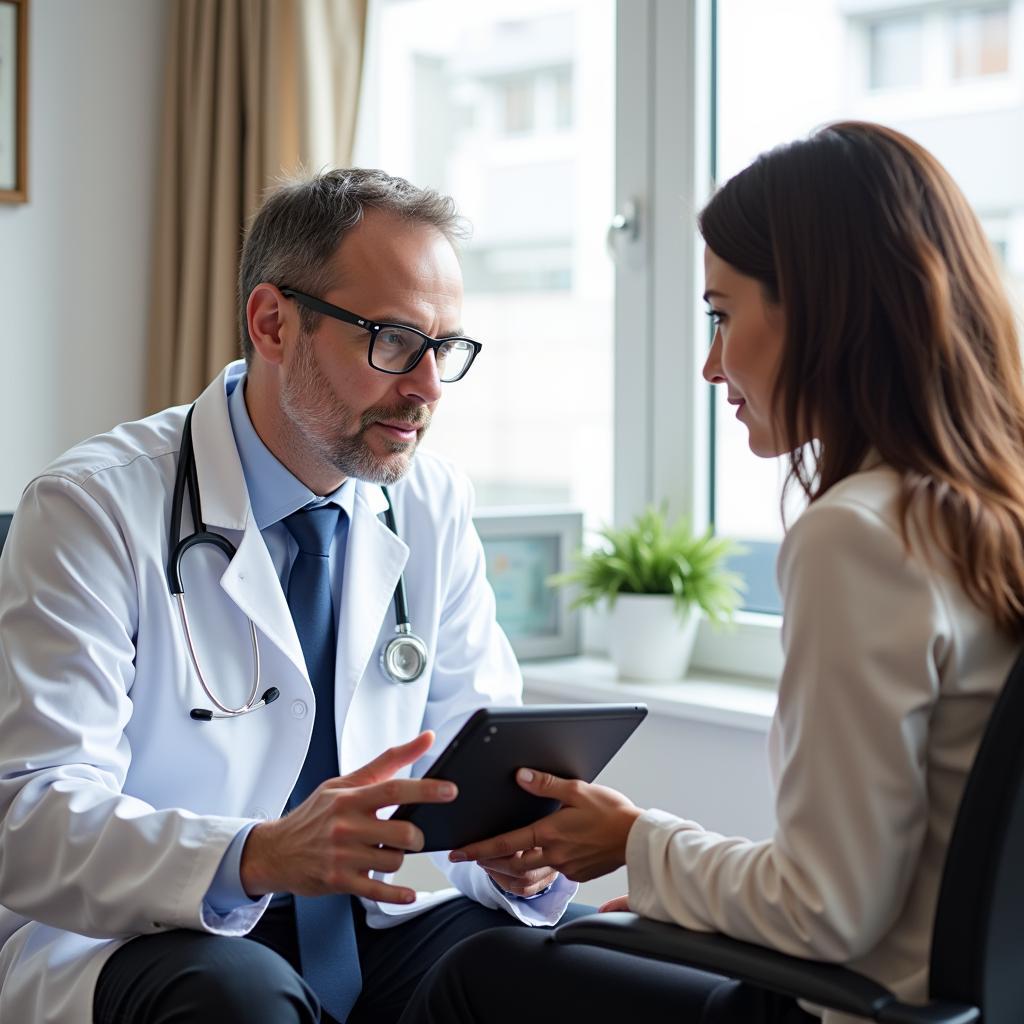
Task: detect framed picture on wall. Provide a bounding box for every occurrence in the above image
[0,0,27,203]
[473,509,583,661]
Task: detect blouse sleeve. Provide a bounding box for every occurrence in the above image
[625,498,949,961]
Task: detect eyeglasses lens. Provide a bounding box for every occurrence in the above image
[371,328,474,382]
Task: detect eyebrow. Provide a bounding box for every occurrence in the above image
[374,314,466,339]
[702,289,727,303]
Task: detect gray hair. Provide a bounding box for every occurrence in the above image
[237,167,469,362]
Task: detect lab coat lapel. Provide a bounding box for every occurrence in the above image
[219,520,307,680]
[336,484,409,713]
[187,366,307,680]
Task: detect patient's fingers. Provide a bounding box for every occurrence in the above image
[513,767,580,802]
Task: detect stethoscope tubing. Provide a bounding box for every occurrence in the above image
[176,592,263,715]
[380,494,412,627]
[168,403,430,720]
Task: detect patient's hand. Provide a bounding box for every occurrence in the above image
[599,895,630,913]
[448,769,643,883]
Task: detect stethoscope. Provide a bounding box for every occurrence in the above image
[167,405,430,722]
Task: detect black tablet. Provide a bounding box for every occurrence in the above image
[390,703,648,852]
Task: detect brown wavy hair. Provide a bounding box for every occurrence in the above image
[698,121,1024,634]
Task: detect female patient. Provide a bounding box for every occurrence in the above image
[398,121,1024,1023]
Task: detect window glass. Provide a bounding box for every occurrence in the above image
[953,4,1010,78]
[500,76,535,135]
[354,0,615,523]
[869,15,924,90]
[715,0,1024,612]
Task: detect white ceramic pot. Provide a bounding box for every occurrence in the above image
[608,594,700,682]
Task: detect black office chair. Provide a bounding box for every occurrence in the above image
[0,513,11,556]
[554,647,1024,1024]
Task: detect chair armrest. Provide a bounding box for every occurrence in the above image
[877,1002,979,1024]
[553,914,978,1024]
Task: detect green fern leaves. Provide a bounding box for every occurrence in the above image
[549,506,746,623]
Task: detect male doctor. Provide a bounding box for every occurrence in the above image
[0,169,579,1024]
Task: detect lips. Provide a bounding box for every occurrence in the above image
[377,420,421,431]
[374,421,422,442]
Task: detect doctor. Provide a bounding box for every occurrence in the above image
[0,168,578,1024]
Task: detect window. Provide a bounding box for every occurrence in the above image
[554,66,574,130]
[354,1,1024,680]
[354,0,614,524]
[499,76,535,135]
[712,0,1024,623]
[868,15,924,90]
[953,4,1010,78]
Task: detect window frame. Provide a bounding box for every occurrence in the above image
[610,0,783,681]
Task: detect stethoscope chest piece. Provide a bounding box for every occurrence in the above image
[380,625,429,684]
[376,485,430,685]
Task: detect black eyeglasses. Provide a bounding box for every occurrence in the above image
[280,287,482,383]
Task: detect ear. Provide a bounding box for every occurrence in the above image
[246,284,294,367]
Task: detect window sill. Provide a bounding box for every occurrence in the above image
[521,656,777,733]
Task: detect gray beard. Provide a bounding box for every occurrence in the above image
[279,333,431,485]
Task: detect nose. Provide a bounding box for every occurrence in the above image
[702,329,725,385]
[398,347,443,405]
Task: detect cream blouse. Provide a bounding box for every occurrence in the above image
[626,465,1018,1023]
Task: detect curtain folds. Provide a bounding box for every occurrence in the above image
[146,0,368,411]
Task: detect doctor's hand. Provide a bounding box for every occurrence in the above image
[240,731,457,905]
[449,769,643,883]
[476,849,560,898]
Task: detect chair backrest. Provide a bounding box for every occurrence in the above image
[0,513,11,557]
[929,646,1024,1021]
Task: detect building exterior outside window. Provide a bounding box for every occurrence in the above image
[355,0,615,521]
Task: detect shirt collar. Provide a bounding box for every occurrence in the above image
[226,371,354,529]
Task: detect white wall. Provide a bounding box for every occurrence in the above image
[0,0,167,510]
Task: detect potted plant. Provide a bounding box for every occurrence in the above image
[550,506,745,681]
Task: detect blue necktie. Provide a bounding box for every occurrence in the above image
[283,505,361,1022]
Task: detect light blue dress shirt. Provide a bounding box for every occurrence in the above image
[205,373,353,914]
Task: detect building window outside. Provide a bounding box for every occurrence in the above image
[554,66,574,130]
[952,4,1011,78]
[868,14,925,90]
[500,76,536,135]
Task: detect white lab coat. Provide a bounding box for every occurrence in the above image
[0,363,574,1023]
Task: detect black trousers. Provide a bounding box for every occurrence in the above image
[92,896,595,1024]
[395,924,819,1024]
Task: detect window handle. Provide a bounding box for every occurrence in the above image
[607,199,640,257]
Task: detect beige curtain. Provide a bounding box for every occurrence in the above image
[146,0,368,411]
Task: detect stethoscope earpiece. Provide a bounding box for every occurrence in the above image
[190,687,281,723]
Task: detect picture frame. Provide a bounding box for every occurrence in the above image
[0,0,27,203]
[473,508,583,661]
